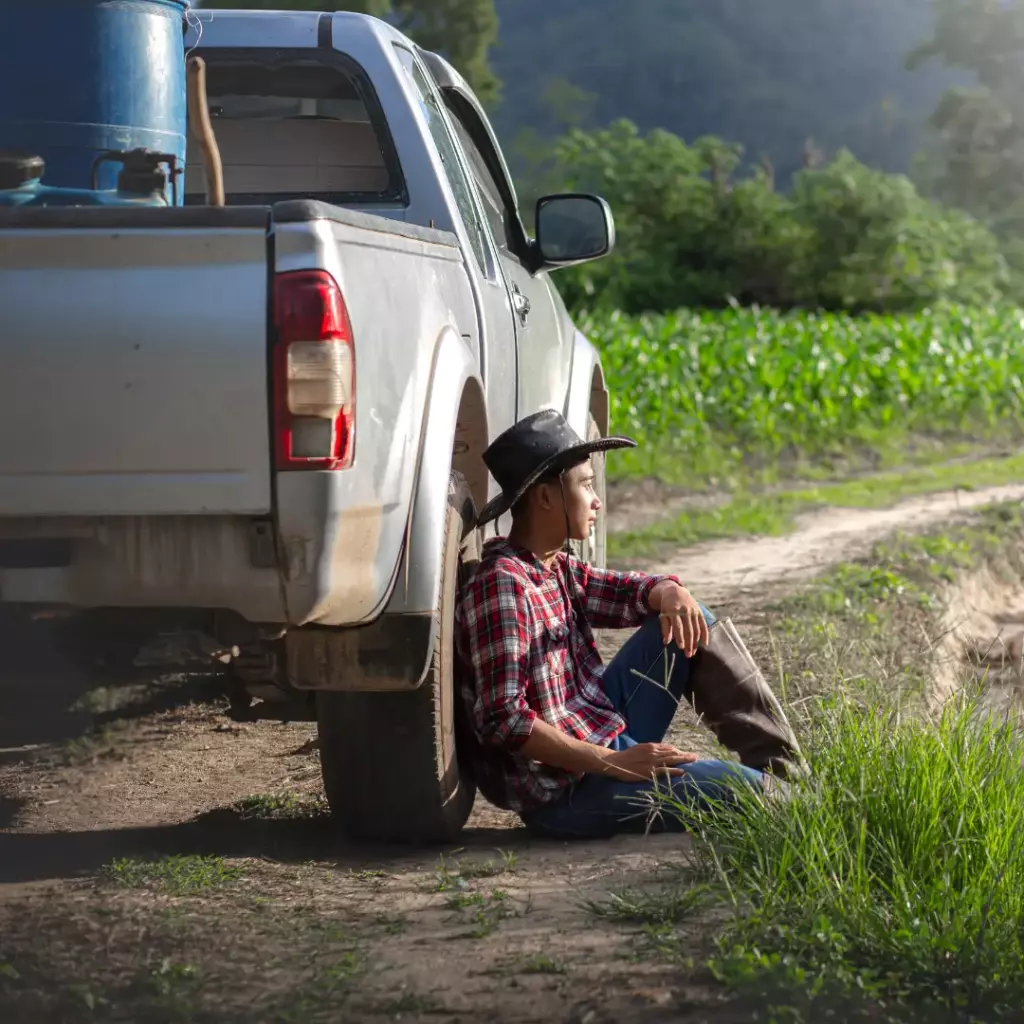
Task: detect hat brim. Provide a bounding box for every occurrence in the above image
[476,435,636,528]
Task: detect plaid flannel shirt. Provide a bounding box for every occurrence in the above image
[454,538,678,815]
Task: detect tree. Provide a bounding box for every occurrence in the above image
[198,0,500,104]
[539,120,1005,315]
[396,0,499,105]
[545,121,809,313]
[792,150,1006,310]
[908,1,1024,293]
[908,1,1024,216]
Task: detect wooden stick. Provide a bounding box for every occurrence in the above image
[186,55,225,207]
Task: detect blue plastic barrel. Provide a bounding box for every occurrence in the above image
[0,0,189,203]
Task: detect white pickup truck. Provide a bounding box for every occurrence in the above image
[0,9,617,844]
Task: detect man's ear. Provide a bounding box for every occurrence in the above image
[536,480,558,513]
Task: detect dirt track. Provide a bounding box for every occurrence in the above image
[1,484,1019,1023]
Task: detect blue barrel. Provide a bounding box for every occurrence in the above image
[0,0,189,204]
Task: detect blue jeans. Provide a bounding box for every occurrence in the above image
[522,609,764,839]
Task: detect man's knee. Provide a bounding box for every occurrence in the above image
[675,759,762,802]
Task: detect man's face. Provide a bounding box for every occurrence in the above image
[535,458,600,542]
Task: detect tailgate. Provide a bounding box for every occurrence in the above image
[0,207,273,516]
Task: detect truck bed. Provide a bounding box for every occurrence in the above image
[0,201,476,628]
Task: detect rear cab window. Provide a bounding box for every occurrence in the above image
[185,54,405,208]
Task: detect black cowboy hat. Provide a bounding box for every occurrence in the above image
[476,409,636,527]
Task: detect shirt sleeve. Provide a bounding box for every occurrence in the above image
[570,556,681,629]
[462,567,537,751]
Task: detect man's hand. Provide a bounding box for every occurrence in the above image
[601,742,698,782]
[650,581,709,656]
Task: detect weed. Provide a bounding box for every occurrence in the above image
[444,888,522,939]
[618,506,1024,1018]
[351,867,389,893]
[518,953,569,976]
[433,849,518,892]
[69,984,110,1014]
[101,854,240,893]
[145,958,200,1018]
[375,912,406,936]
[272,948,366,1023]
[60,720,131,764]
[232,792,329,820]
[586,883,716,928]
[380,990,444,1014]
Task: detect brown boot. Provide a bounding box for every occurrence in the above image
[687,618,806,779]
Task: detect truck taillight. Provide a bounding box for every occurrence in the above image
[273,270,355,470]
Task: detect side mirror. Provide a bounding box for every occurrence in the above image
[535,193,615,268]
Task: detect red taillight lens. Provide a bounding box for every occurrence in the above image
[273,270,355,470]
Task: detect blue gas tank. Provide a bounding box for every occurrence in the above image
[0,0,190,205]
[0,150,178,207]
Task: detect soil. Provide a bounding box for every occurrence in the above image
[1,483,1021,1023]
[633,481,1024,606]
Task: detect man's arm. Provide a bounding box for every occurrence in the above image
[572,559,680,630]
[571,560,709,656]
[522,719,698,782]
[463,569,537,749]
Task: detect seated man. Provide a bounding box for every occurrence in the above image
[455,410,803,840]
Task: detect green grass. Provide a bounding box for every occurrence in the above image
[444,888,521,939]
[675,698,1024,1019]
[609,449,1024,561]
[231,792,329,821]
[587,304,1024,484]
[101,855,241,894]
[433,849,518,892]
[602,504,1024,1019]
[516,953,569,976]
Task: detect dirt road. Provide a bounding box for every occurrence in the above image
[1,484,1018,1023]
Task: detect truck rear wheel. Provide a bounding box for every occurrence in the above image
[316,471,477,844]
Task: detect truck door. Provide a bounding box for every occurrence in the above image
[393,48,519,502]
[444,104,573,429]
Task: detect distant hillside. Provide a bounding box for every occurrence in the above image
[490,0,961,181]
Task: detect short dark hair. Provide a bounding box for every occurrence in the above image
[510,453,589,522]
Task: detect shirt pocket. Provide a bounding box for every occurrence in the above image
[533,618,570,696]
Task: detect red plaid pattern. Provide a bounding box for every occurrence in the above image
[455,538,678,814]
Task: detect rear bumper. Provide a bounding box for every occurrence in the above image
[0,515,287,624]
[0,514,441,693]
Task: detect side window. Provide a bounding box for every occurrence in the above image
[393,46,492,277]
[450,117,511,251]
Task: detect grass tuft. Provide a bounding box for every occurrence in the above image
[661,694,1024,1017]
[232,792,329,821]
[433,849,518,892]
[101,854,240,894]
[611,503,1024,1018]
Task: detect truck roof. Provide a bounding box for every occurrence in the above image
[187,7,418,52]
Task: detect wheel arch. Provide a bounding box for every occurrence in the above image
[284,329,486,696]
[451,374,489,525]
[564,327,610,440]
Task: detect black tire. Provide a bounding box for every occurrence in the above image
[573,413,608,568]
[316,471,478,844]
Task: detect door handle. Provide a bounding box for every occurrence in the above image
[511,284,531,323]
